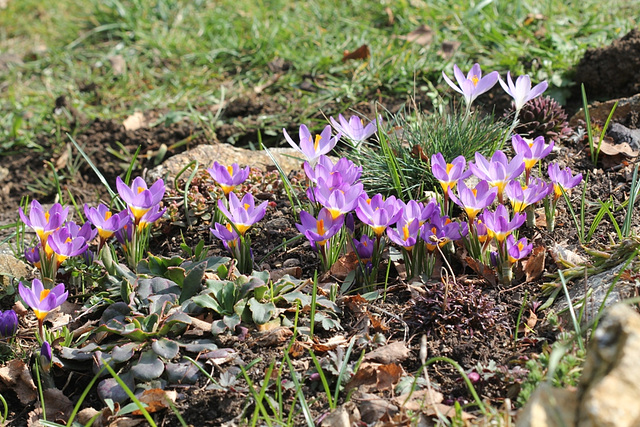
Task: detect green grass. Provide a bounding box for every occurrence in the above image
[0,0,636,156]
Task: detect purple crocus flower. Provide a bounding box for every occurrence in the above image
[116,176,166,223]
[138,204,166,230]
[313,181,364,219]
[18,278,68,322]
[283,124,341,167]
[304,155,362,187]
[329,114,378,147]
[211,222,240,253]
[115,215,134,247]
[47,224,88,265]
[355,194,403,237]
[505,179,552,213]
[548,163,583,202]
[482,204,525,243]
[295,208,344,248]
[207,162,250,196]
[84,204,127,241]
[421,215,468,251]
[40,341,52,373]
[448,180,497,223]
[352,234,375,260]
[442,63,499,107]
[512,134,554,183]
[431,153,472,194]
[217,192,267,235]
[506,234,533,264]
[19,201,69,244]
[0,309,18,338]
[387,218,421,251]
[24,246,41,268]
[499,72,548,112]
[468,150,524,203]
[398,199,438,226]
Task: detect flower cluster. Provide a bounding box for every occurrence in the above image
[442,63,547,117]
[430,134,582,283]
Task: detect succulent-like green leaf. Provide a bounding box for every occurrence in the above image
[223,313,241,332]
[152,338,179,359]
[180,260,206,303]
[182,339,218,353]
[112,342,140,363]
[166,360,201,385]
[137,277,181,303]
[131,350,165,381]
[100,302,131,325]
[191,294,223,314]
[247,297,275,325]
[98,372,135,404]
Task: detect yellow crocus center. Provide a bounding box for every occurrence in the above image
[243,203,250,210]
[314,134,322,151]
[40,289,51,301]
[402,224,410,241]
[227,165,234,175]
[220,184,234,195]
[137,187,145,193]
[446,163,454,174]
[45,211,50,222]
[471,189,478,197]
[471,75,479,86]
[317,219,325,236]
[524,158,537,171]
[104,211,113,220]
[511,200,527,213]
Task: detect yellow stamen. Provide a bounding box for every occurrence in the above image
[317,219,325,236]
[314,134,322,151]
[243,203,250,210]
[137,187,145,193]
[104,211,113,220]
[524,159,537,171]
[227,165,234,175]
[45,212,50,222]
[446,163,454,173]
[471,75,479,86]
[40,289,51,301]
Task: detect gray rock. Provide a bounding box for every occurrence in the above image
[608,122,640,150]
[282,258,300,268]
[148,144,304,187]
[0,253,30,287]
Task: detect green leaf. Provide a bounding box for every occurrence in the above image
[247,297,275,325]
[180,261,206,303]
[223,313,241,331]
[166,266,186,286]
[131,350,165,381]
[191,294,223,314]
[152,338,180,359]
[112,342,139,363]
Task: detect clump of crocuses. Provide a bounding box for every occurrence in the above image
[211,191,267,274]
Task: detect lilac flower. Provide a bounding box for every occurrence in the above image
[19,201,69,244]
[304,155,362,187]
[40,341,52,373]
[211,222,240,253]
[24,246,41,268]
[217,192,267,235]
[505,179,552,213]
[138,204,166,230]
[482,204,525,243]
[448,180,497,223]
[431,153,472,194]
[468,150,524,203]
[387,218,421,251]
[207,162,250,196]
[283,124,340,167]
[499,72,548,112]
[398,199,438,226]
[421,215,468,251]
[356,194,403,237]
[442,63,499,107]
[352,234,375,260]
[512,135,554,182]
[329,114,378,147]
[313,182,364,219]
[295,208,344,248]
[84,204,127,241]
[506,235,533,264]
[47,224,88,265]
[18,279,68,322]
[548,163,583,202]
[475,217,489,244]
[0,309,18,338]
[115,215,134,247]
[116,176,166,223]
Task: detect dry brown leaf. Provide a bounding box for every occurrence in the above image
[357,392,399,424]
[0,359,37,404]
[394,389,443,411]
[27,388,73,426]
[464,256,497,286]
[523,13,545,26]
[424,402,475,421]
[398,25,433,46]
[592,137,638,169]
[364,341,411,364]
[132,389,177,415]
[123,111,147,131]
[384,7,394,25]
[524,246,546,282]
[269,266,302,281]
[518,309,539,336]
[311,335,348,353]
[346,362,404,392]
[288,341,306,358]
[551,243,587,268]
[342,44,370,62]
[329,251,360,280]
[253,326,293,347]
[108,55,126,76]
[368,313,389,333]
[438,40,461,59]
[54,143,70,170]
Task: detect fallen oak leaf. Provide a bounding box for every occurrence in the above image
[364,341,410,364]
[132,389,177,415]
[0,359,37,404]
[524,246,546,282]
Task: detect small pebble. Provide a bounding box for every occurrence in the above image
[283,258,300,267]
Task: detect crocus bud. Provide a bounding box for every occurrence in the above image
[40,341,52,373]
[0,309,18,338]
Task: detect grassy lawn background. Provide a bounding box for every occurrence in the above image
[0,0,637,156]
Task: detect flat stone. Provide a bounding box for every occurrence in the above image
[516,383,577,427]
[148,144,303,187]
[570,93,640,127]
[0,253,30,287]
[608,122,640,150]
